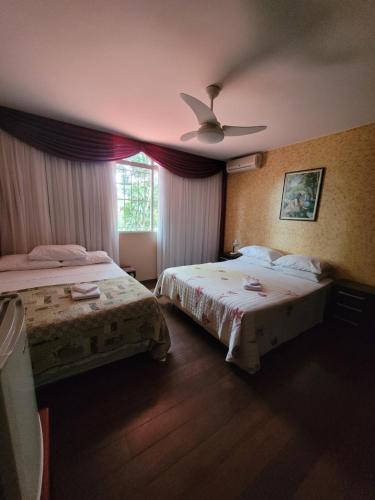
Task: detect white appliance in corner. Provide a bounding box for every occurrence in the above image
[0,294,43,500]
[226,152,263,174]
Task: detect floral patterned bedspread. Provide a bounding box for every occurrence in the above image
[17,275,170,384]
[155,262,316,373]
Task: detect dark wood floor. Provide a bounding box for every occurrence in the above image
[37,300,375,500]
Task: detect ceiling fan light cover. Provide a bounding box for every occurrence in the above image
[197,123,224,144]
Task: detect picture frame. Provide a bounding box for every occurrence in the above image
[279,167,325,221]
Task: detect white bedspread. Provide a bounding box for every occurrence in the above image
[156,257,331,373]
[0,262,126,293]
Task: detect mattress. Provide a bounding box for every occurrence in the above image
[0,262,126,292]
[0,263,170,385]
[155,257,331,373]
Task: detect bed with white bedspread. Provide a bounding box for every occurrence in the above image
[155,257,331,373]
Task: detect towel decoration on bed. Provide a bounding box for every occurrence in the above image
[71,283,100,301]
[242,276,263,291]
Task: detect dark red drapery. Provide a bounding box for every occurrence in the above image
[0,105,227,251]
[0,106,225,178]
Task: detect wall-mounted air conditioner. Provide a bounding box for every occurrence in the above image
[226,153,263,174]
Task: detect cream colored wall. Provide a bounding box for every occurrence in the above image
[224,123,375,286]
[119,232,157,282]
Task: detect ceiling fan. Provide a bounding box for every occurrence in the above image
[180,84,267,144]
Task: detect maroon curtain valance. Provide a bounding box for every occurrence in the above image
[0,106,224,178]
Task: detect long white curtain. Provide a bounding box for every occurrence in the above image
[0,130,119,262]
[157,167,222,274]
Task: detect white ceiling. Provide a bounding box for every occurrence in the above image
[0,0,374,161]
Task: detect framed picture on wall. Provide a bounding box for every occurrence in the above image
[279,168,325,221]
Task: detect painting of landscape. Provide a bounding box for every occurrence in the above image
[279,168,324,221]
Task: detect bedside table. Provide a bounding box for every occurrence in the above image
[331,279,375,332]
[219,252,242,262]
[121,265,136,278]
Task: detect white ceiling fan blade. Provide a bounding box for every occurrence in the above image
[180,131,198,142]
[180,93,217,125]
[223,125,267,136]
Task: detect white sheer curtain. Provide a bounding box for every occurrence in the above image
[0,130,119,262]
[0,131,53,254]
[44,157,118,262]
[157,167,222,274]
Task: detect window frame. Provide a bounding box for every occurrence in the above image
[116,157,159,234]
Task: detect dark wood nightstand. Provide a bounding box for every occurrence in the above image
[331,279,375,332]
[219,252,242,262]
[121,265,136,278]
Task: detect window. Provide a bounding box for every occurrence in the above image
[116,152,159,232]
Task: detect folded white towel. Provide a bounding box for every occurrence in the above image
[243,284,263,291]
[248,279,260,286]
[72,283,98,294]
[71,286,100,301]
[242,277,263,291]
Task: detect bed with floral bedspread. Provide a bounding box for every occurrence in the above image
[155,259,330,373]
[17,275,170,386]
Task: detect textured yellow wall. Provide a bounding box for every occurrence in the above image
[225,123,375,286]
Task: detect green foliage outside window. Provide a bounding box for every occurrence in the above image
[116,153,158,232]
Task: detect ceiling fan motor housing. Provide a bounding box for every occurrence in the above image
[197,123,224,143]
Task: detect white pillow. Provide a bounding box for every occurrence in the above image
[239,245,284,263]
[273,265,328,282]
[0,254,62,272]
[29,245,87,261]
[273,254,330,274]
[60,251,112,267]
[239,255,273,269]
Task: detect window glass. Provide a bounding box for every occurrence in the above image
[116,154,158,232]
